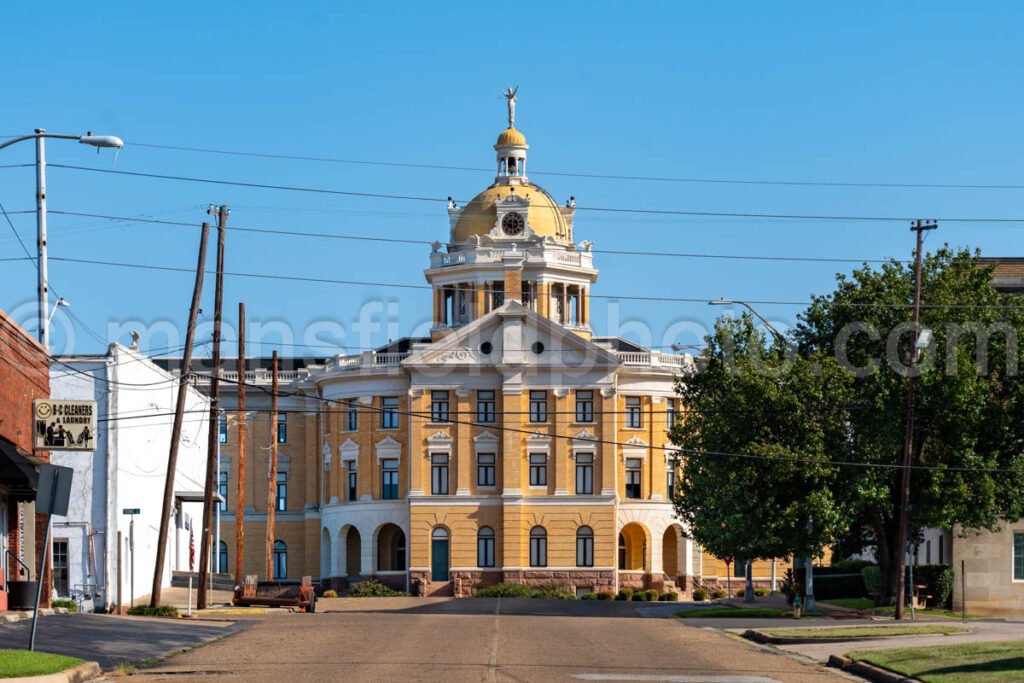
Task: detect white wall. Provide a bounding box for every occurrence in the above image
[51,344,210,609]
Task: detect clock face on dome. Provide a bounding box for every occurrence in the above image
[502,212,525,236]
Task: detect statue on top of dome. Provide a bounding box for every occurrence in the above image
[502,85,519,128]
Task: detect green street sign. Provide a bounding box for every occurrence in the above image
[123,508,140,515]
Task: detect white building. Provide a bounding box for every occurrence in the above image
[49,343,210,610]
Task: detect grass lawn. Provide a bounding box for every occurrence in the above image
[0,649,83,678]
[871,605,988,620]
[821,598,874,610]
[848,641,1024,683]
[763,624,966,639]
[678,607,823,619]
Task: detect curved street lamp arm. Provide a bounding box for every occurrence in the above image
[0,132,93,151]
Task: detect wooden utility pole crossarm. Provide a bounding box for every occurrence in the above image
[150,221,210,608]
[198,205,228,609]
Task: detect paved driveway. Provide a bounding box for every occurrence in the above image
[0,613,247,669]
[126,598,846,682]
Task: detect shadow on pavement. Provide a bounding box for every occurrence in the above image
[319,596,671,618]
[0,613,249,669]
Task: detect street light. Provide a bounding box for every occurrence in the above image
[46,297,70,324]
[708,299,788,346]
[0,129,124,351]
[670,343,702,352]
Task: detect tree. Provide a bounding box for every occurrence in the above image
[671,315,853,567]
[672,247,1024,603]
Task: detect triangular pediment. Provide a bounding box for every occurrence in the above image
[474,430,500,443]
[403,301,622,369]
[339,438,359,455]
[572,429,598,442]
[376,436,402,450]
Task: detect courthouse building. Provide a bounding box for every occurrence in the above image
[165,101,775,597]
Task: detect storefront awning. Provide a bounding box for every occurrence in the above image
[0,438,42,501]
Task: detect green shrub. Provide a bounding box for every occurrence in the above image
[51,599,77,612]
[126,605,178,617]
[692,588,707,601]
[754,588,770,597]
[645,589,659,602]
[581,592,598,600]
[909,565,955,609]
[735,589,745,598]
[529,583,573,599]
[321,589,338,598]
[658,591,679,602]
[615,588,633,601]
[474,582,533,598]
[631,591,646,601]
[861,566,881,596]
[349,580,410,597]
[832,558,875,574]
[596,590,615,600]
[710,589,727,600]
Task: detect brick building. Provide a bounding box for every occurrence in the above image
[0,308,49,609]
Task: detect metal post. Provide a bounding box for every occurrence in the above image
[116,531,122,615]
[909,546,916,620]
[961,559,966,623]
[744,559,754,603]
[29,469,59,651]
[804,556,815,612]
[129,515,134,608]
[267,351,278,580]
[34,130,48,350]
[215,434,221,574]
[235,302,246,586]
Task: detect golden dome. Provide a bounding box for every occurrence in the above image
[496,127,527,146]
[453,182,568,242]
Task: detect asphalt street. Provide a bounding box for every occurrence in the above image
[0,613,247,669]
[125,598,847,682]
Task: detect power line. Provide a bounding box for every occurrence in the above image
[34,254,1024,309]
[47,163,1024,224]
[45,210,907,264]
[127,141,1024,192]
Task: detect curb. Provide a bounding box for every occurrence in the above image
[3,661,101,683]
[828,655,920,683]
[743,629,876,645]
[1,608,72,625]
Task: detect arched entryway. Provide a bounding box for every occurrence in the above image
[376,523,406,572]
[321,528,333,577]
[662,526,679,576]
[344,526,362,577]
[618,523,648,571]
[430,527,449,582]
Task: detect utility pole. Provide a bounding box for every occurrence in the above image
[35,130,49,350]
[266,351,279,580]
[894,218,938,620]
[198,205,228,609]
[234,302,247,586]
[150,221,210,607]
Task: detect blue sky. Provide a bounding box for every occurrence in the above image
[3,1,1024,357]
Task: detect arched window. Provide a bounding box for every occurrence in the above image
[576,526,594,568]
[273,540,287,579]
[529,526,547,568]
[618,533,626,570]
[432,527,449,539]
[477,527,495,568]
[217,541,228,574]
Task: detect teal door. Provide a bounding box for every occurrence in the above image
[431,539,449,581]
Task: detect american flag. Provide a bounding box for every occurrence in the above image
[189,526,195,573]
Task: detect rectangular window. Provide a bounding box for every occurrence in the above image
[218,413,228,444]
[52,539,69,597]
[575,390,594,423]
[522,282,536,310]
[276,471,287,511]
[575,453,594,495]
[381,397,399,429]
[625,397,642,429]
[530,535,547,568]
[666,399,677,430]
[431,453,449,495]
[219,470,229,511]
[431,390,450,423]
[381,458,399,500]
[347,404,358,431]
[625,458,642,499]
[477,453,495,487]
[477,390,496,424]
[478,535,495,568]
[577,536,594,567]
[735,559,746,578]
[276,413,288,444]
[1014,532,1024,581]
[529,390,547,423]
[491,282,504,310]
[529,453,547,487]
[666,467,675,499]
[348,469,357,502]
